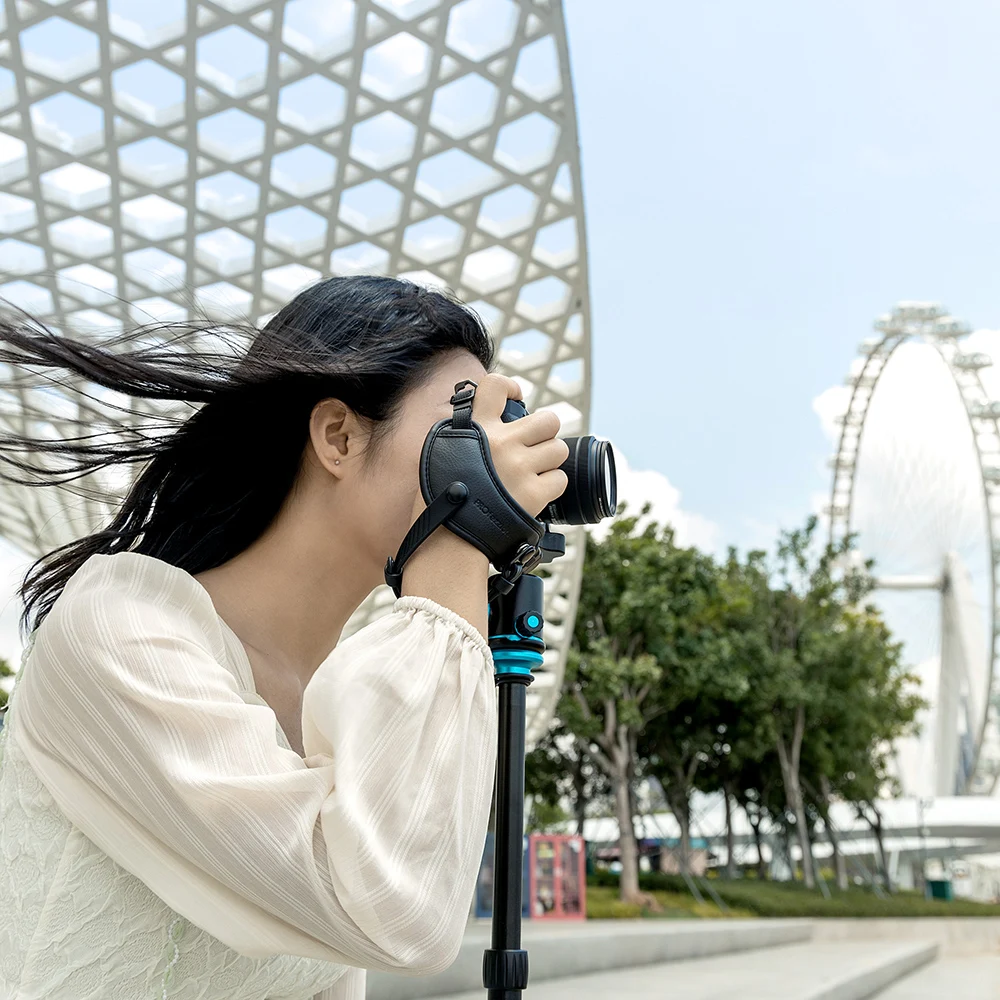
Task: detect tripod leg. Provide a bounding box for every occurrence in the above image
[484,678,530,999]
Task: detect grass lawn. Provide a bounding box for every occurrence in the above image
[586,872,1000,919]
[586,884,755,919]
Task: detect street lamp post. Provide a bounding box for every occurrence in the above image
[917,797,933,898]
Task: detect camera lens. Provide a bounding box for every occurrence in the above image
[543,436,618,525]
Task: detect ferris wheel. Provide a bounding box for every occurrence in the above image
[827,302,1000,797]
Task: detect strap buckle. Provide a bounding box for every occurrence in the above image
[449,379,478,406]
[489,542,542,600]
[450,379,478,430]
[509,541,542,578]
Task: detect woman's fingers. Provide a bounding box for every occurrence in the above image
[509,409,562,446]
[524,437,571,475]
[470,373,522,422]
[535,468,569,507]
[467,374,568,516]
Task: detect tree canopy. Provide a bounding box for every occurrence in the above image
[528,506,924,901]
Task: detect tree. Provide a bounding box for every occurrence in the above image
[525,723,608,836]
[637,539,744,877]
[729,517,878,889]
[735,753,785,879]
[641,646,753,876]
[692,552,775,878]
[831,606,923,892]
[560,503,684,906]
[798,751,849,890]
[795,600,921,890]
[526,799,570,834]
[565,504,751,885]
[542,503,923,900]
[0,655,14,713]
[697,700,773,879]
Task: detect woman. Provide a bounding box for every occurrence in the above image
[0,275,569,999]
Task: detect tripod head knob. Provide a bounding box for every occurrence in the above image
[514,611,544,638]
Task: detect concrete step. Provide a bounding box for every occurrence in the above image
[873,955,1000,999]
[422,939,938,1000]
[367,919,813,1000]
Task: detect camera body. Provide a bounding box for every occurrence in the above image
[385,383,617,600]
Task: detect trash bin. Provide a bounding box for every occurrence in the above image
[927,879,953,901]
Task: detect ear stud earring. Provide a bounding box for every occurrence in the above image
[335,460,341,465]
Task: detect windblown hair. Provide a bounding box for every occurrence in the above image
[0,275,496,639]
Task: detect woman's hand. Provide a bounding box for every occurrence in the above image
[469,373,569,518]
[399,373,569,637]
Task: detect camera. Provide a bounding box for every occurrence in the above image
[500,398,617,525]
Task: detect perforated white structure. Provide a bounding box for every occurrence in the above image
[0,0,591,742]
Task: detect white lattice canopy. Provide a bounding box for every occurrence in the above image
[0,0,592,742]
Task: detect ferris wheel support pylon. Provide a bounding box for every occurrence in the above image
[827,302,1000,795]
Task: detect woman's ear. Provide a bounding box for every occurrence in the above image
[309,398,356,476]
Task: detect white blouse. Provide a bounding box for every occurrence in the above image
[0,550,498,999]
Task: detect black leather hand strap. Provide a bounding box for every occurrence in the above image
[383,379,546,599]
[383,482,469,599]
[420,381,545,571]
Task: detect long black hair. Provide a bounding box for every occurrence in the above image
[0,275,497,639]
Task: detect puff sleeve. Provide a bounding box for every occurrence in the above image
[13,553,497,977]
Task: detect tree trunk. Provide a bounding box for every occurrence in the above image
[867,802,892,893]
[774,706,815,889]
[821,813,847,891]
[628,779,641,859]
[819,775,848,891]
[749,810,767,879]
[663,786,692,875]
[608,743,660,909]
[583,699,659,911]
[723,785,737,879]
[781,827,795,880]
[780,760,814,887]
[572,755,587,837]
[611,758,641,903]
[678,799,691,876]
[807,832,819,886]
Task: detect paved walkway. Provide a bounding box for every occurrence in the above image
[430,940,936,1000]
[877,956,1000,999]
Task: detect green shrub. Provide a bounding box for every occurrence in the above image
[586,872,1000,918]
[589,869,689,893]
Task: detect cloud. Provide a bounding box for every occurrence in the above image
[587,450,720,552]
[812,383,852,443]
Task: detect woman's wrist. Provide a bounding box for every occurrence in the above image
[399,496,490,638]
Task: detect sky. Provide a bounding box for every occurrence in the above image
[3,1,1000,673]
[564,0,1000,554]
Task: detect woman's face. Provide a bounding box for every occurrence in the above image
[308,349,489,584]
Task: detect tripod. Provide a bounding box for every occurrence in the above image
[482,569,547,999]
